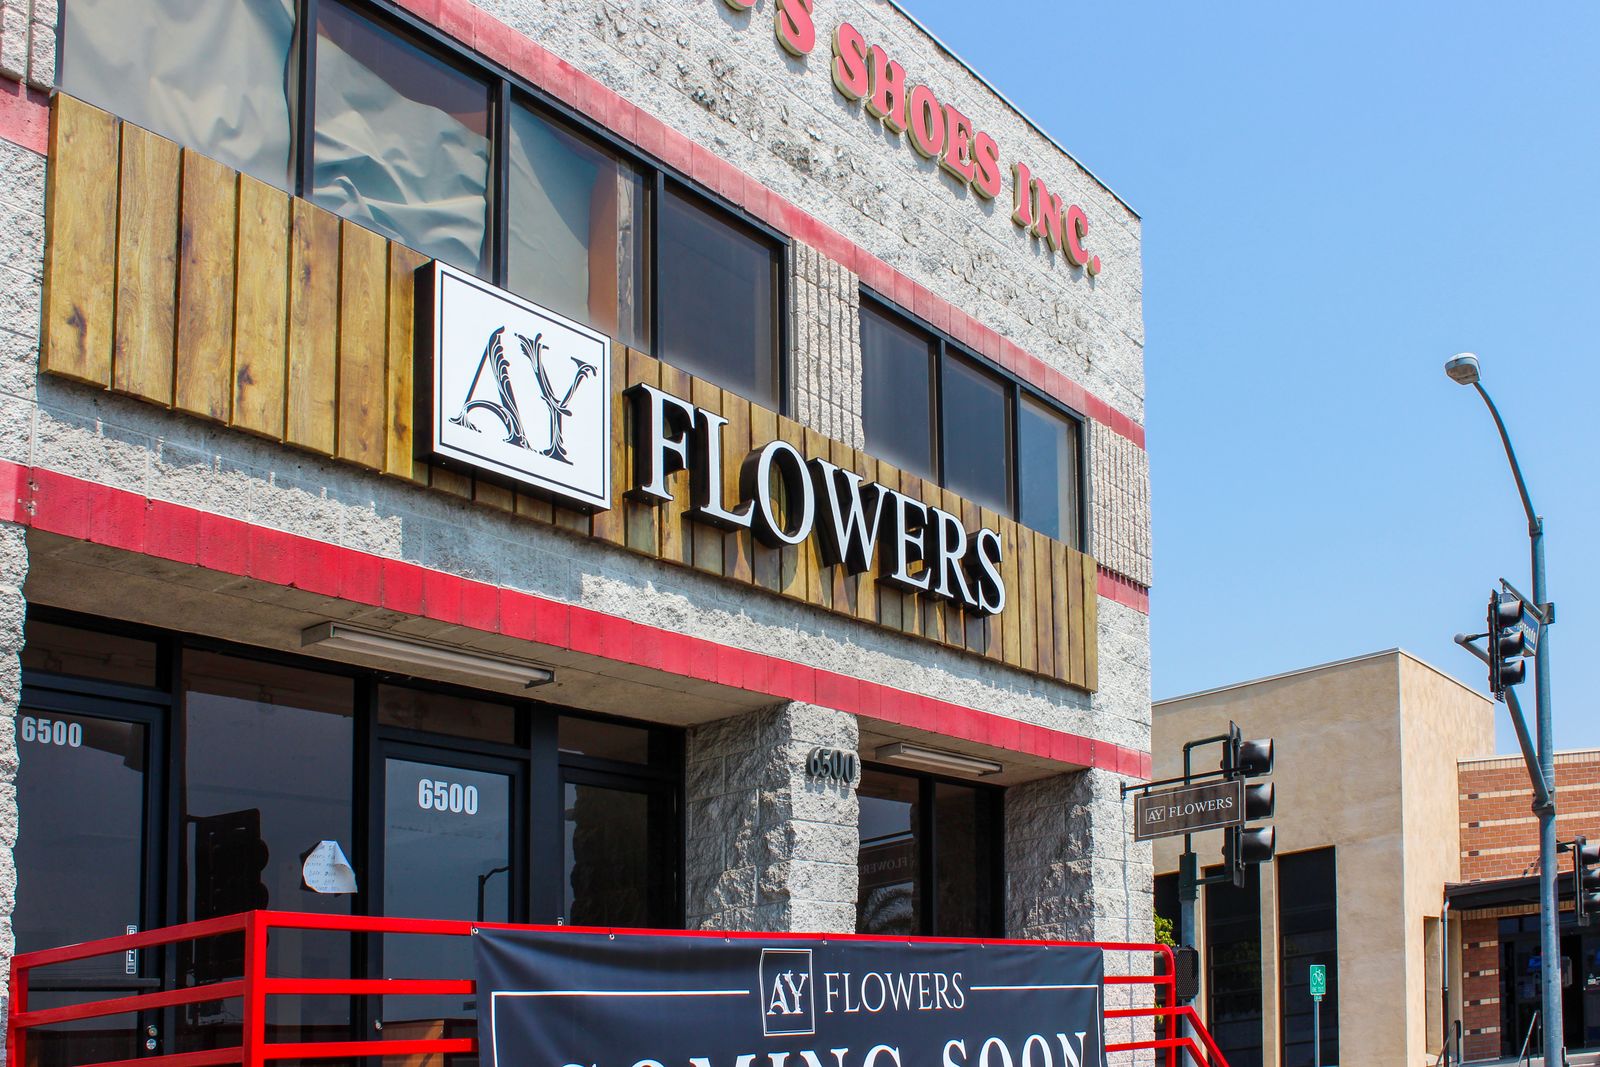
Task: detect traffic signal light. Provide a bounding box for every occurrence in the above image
[1222,726,1274,778]
[1575,836,1600,927]
[1222,722,1276,887]
[1224,825,1276,885]
[1173,945,1200,1002]
[1488,591,1527,701]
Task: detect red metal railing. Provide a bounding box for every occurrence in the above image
[6,912,1228,1067]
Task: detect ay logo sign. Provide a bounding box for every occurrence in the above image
[759,947,815,1037]
[419,263,612,509]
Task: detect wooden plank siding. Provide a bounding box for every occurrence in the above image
[111,123,180,404]
[173,150,238,422]
[285,200,341,456]
[38,94,1101,693]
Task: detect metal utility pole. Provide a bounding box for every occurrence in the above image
[1445,353,1560,1066]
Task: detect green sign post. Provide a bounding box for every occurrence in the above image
[1309,964,1326,1067]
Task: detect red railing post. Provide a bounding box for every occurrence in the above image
[8,950,28,1067]
[241,912,268,1067]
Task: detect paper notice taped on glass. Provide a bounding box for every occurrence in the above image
[302,840,358,894]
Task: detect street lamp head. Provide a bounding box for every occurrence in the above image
[1445,353,1481,385]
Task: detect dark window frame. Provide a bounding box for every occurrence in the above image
[319,0,789,406]
[856,761,1005,938]
[654,174,787,411]
[858,289,1089,548]
[62,0,789,409]
[1276,847,1339,1067]
[17,605,688,942]
[1203,860,1264,1067]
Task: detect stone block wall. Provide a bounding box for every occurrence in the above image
[0,523,23,1053]
[790,241,865,451]
[1005,767,1154,1051]
[1090,423,1152,587]
[0,0,50,90]
[685,703,859,932]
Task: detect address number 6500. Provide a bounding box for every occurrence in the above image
[417,778,479,815]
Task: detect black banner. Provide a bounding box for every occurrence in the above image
[475,930,1105,1067]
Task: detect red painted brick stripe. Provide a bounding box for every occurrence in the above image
[1097,568,1150,614]
[391,0,1145,451]
[0,460,1151,780]
[0,80,48,155]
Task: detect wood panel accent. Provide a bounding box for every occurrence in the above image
[111,122,180,404]
[336,220,389,470]
[42,95,119,386]
[722,391,754,584]
[589,343,630,547]
[285,200,340,455]
[622,350,660,555]
[231,174,289,439]
[385,245,427,481]
[39,95,1101,693]
[690,377,724,576]
[173,150,237,422]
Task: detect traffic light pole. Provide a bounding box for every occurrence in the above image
[1176,730,1231,1046]
[1469,376,1561,1067]
[1531,517,1558,1067]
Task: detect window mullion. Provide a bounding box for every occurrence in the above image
[933,341,946,485]
[492,79,511,287]
[294,0,320,197]
[650,170,664,357]
[1008,382,1020,518]
[921,777,938,936]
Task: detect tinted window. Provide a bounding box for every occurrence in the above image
[941,355,1012,514]
[383,757,514,1023]
[1279,849,1339,1067]
[507,104,651,351]
[857,768,1001,937]
[658,186,780,406]
[558,716,652,764]
[378,684,517,744]
[312,1,492,272]
[21,619,159,687]
[858,769,920,935]
[1205,863,1263,1067]
[564,782,677,928]
[1017,394,1082,545]
[860,302,936,481]
[180,653,354,1041]
[60,0,295,187]
[933,782,996,937]
[13,712,148,978]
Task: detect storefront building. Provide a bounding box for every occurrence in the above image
[0,0,1153,1058]
[1153,650,1496,1067]
[1155,650,1600,1066]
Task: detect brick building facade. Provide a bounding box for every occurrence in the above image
[1454,751,1600,1059]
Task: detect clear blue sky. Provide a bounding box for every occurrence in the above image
[902,1,1600,753]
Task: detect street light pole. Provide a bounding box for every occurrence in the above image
[1446,353,1560,1066]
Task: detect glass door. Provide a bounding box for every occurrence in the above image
[12,690,163,1067]
[376,745,523,1046]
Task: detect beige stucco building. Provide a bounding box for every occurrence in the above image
[1153,650,1495,1067]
